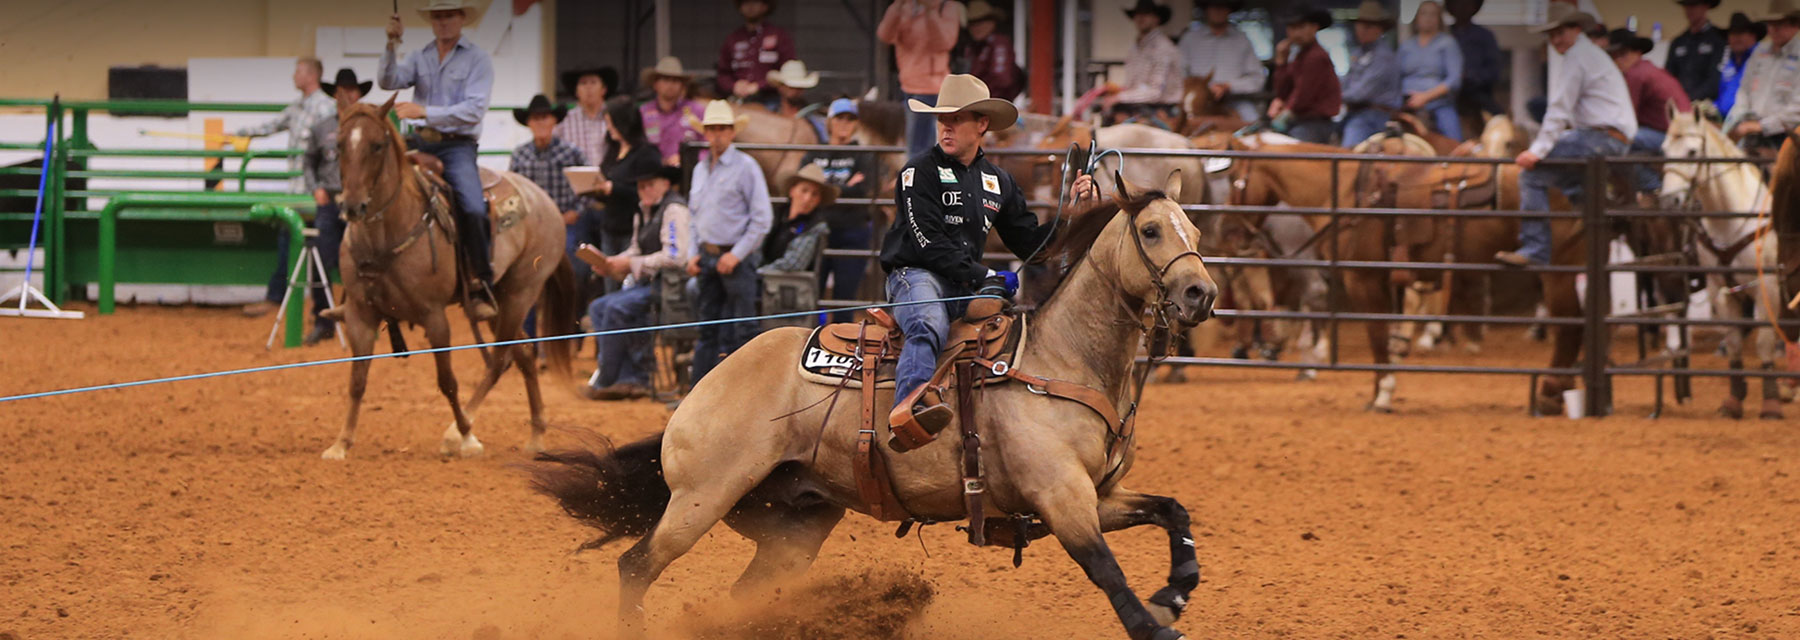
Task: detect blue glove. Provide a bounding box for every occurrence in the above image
[978,270,1019,299]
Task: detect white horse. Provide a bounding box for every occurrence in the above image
[1659,105,1786,419]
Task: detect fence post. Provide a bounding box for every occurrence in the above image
[47,101,68,304]
[1580,157,1612,417]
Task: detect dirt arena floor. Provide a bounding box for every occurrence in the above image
[3,305,1798,639]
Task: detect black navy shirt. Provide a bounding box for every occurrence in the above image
[880,145,1051,290]
[1668,24,1727,103]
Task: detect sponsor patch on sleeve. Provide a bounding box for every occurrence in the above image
[981,172,1000,194]
[901,167,914,189]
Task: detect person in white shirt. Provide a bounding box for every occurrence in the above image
[1106,0,1186,123]
[1725,0,1800,156]
[1498,3,1637,267]
[1177,0,1266,123]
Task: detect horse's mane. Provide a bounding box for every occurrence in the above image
[1030,191,1164,303]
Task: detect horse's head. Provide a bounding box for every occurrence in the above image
[1478,114,1517,158]
[1658,102,1725,209]
[1181,74,1216,117]
[338,95,405,222]
[1105,169,1218,326]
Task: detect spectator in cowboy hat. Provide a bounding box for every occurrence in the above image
[379,0,500,319]
[298,67,365,345]
[716,0,795,109]
[555,66,619,166]
[1106,0,1185,123]
[1723,0,1800,155]
[509,95,584,234]
[1497,2,1636,268]
[1340,0,1402,148]
[1269,3,1341,143]
[1668,0,1728,104]
[684,100,772,383]
[320,68,370,108]
[1400,1,1466,141]
[767,59,828,139]
[878,0,965,158]
[638,56,705,166]
[959,1,1023,100]
[1608,29,1692,197]
[1178,0,1265,123]
[582,164,694,401]
[760,163,838,274]
[1718,12,1767,119]
[1448,0,1503,126]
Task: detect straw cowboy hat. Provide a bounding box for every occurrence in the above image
[320,68,372,98]
[906,74,1018,131]
[640,56,693,86]
[966,0,1007,23]
[766,60,820,89]
[1123,0,1172,25]
[416,0,482,20]
[689,100,750,131]
[780,164,840,208]
[1531,2,1597,33]
[1759,0,1800,22]
[1352,0,1397,27]
[512,94,568,126]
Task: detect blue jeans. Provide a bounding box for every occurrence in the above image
[903,92,937,158]
[267,200,341,329]
[887,267,966,408]
[691,250,762,382]
[1630,128,1666,195]
[587,281,658,388]
[415,139,491,281]
[1287,118,1334,145]
[1420,98,1463,142]
[1518,128,1628,264]
[1223,98,1262,124]
[822,223,873,323]
[1341,109,1389,149]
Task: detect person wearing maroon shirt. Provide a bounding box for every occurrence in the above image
[960,1,1023,100]
[716,0,795,110]
[1608,28,1692,197]
[1269,5,1342,144]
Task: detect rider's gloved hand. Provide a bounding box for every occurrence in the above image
[978,270,1020,299]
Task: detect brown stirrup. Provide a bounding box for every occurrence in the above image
[851,321,909,522]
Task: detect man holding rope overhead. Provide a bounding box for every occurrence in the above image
[881,74,1097,438]
[379,0,498,320]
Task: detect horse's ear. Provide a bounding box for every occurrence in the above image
[1113,169,1132,199]
[1163,168,1183,201]
[1666,99,1681,126]
[378,93,397,118]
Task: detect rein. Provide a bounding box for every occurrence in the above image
[342,110,443,274]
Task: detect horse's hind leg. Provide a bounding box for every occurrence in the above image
[1099,489,1200,627]
[454,305,528,450]
[1035,476,1183,640]
[420,313,482,458]
[722,497,844,600]
[511,343,549,452]
[322,313,380,460]
[1754,323,1784,419]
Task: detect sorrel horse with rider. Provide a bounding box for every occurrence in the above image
[529,170,1217,640]
[320,98,579,460]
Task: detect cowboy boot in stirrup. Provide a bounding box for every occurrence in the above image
[466,279,499,321]
[888,401,953,453]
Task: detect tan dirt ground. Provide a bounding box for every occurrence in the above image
[2,305,1797,639]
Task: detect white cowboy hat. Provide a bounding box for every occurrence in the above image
[416,0,483,20]
[1758,0,1800,22]
[689,100,750,131]
[766,60,820,89]
[906,74,1018,131]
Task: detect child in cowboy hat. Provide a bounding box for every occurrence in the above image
[879,74,1098,442]
[760,163,839,274]
[510,95,586,227]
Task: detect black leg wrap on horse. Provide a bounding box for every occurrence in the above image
[1729,358,1748,399]
[1762,364,1781,400]
[1071,542,1167,639]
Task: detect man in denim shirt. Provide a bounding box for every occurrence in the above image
[685,101,772,383]
[1341,1,1401,148]
[379,0,498,319]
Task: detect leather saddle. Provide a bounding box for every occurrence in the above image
[799,311,1023,389]
[405,151,524,233]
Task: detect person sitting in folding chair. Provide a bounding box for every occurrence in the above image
[582,165,694,401]
[760,164,838,275]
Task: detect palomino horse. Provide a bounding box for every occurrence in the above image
[322,99,578,460]
[1660,107,1787,418]
[529,172,1217,640]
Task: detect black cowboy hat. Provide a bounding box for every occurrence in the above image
[1445,0,1484,12]
[1728,11,1770,39]
[1195,0,1244,10]
[320,68,372,98]
[512,94,569,126]
[1282,3,1334,30]
[632,164,684,189]
[1605,28,1655,55]
[1123,0,1172,25]
[1677,0,1722,8]
[560,67,619,97]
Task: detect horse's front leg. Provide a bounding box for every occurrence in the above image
[322,308,380,460]
[1099,489,1200,627]
[422,311,483,458]
[1036,478,1184,640]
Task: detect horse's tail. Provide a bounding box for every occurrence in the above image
[528,432,670,551]
[538,254,579,380]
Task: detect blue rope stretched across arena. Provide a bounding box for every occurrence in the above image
[0,295,999,404]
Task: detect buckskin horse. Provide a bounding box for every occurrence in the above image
[529,171,1216,640]
[320,98,579,460]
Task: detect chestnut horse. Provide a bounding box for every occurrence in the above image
[322,99,578,460]
[529,172,1217,640]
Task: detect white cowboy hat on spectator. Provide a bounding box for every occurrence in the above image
[689,100,750,131]
[1758,0,1800,22]
[906,74,1018,131]
[766,60,820,89]
[780,164,841,207]
[416,0,482,20]
[1531,2,1596,33]
[640,56,693,86]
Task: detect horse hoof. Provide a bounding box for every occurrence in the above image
[1148,627,1186,640]
[1463,342,1483,355]
[459,435,486,459]
[1295,369,1318,382]
[524,436,546,455]
[440,423,464,458]
[1147,588,1187,625]
[1365,402,1395,414]
[1759,400,1783,420]
[1718,402,1744,420]
[320,443,348,461]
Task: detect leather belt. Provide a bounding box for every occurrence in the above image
[417,128,476,144]
[701,243,729,255]
[1598,127,1629,145]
